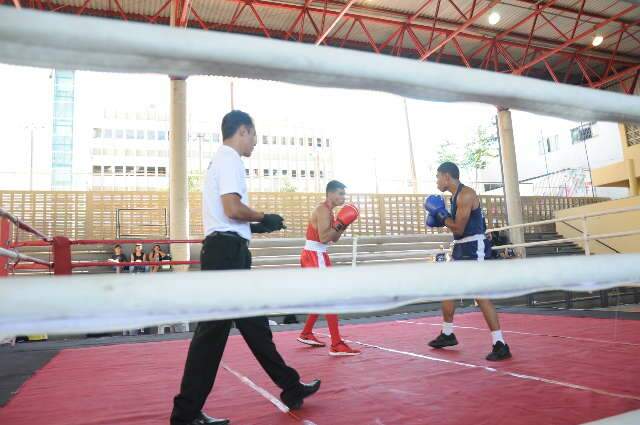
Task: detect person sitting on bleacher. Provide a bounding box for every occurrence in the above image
[149,244,169,272]
[109,244,129,273]
[130,243,147,273]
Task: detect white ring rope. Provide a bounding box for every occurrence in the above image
[0,254,638,337]
[0,8,639,124]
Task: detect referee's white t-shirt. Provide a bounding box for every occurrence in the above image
[203,144,251,241]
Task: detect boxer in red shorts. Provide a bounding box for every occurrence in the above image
[297,180,361,356]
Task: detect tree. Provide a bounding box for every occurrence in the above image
[462,124,498,190]
[279,180,297,193]
[188,174,203,192]
[436,139,459,165]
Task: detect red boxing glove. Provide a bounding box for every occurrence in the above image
[335,204,359,232]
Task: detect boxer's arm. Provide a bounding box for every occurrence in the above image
[445,191,473,237]
[317,206,342,243]
[221,193,265,222]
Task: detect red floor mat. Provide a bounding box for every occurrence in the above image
[1,312,639,425]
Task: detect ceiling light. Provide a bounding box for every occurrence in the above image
[488,12,501,26]
[592,34,604,47]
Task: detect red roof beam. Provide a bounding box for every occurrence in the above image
[248,2,271,38]
[518,4,639,73]
[315,0,356,45]
[514,0,637,27]
[420,0,502,60]
[593,63,640,88]
[494,0,558,41]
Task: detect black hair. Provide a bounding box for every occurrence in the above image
[221,110,254,140]
[113,244,121,249]
[437,162,460,180]
[326,180,346,194]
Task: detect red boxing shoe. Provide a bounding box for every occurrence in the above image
[297,333,326,347]
[329,341,361,356]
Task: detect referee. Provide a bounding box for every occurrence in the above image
[171,111,320,425]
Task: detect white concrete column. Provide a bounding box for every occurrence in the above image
[497,108,525,255]
[626,158,639,197]
[169,77,190,271]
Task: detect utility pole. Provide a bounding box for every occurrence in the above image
[402,98,418,194]
[230,80,235,110]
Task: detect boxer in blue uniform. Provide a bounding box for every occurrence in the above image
[424,162,512,361]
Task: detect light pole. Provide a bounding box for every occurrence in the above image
[25,124,43,191]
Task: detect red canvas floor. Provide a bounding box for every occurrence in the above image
[1,312,639,425]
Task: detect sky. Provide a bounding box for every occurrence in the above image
[0,63,615,194]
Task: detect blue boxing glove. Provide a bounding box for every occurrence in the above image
[425,212,445,228]
[424,195,450,224]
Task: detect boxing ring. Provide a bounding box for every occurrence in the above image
[1,6,640,424]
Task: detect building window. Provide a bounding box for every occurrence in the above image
[292,170,297,178]
[147,166,156,176]
[126,166,134,176]
[136,166,145,176]
[158,166,167,177]
[316,138,322,147]
[115,166,124,176]
[325,139,330,148]
[158,130,167,140]
[92,165,102,176]
[263,169,270,177]
[538,135,559,154]
[319,171,324,178]
[104,129,113,138]
[310,170,315,178]
[104,166,113,176]
[299,138,304,146]
[307,138,313,147]
[272,136,277,145]
[115,129,124,139]
[245,169,250,177]
[147,130,156,140]
[570,123,595,144]
[262,135,269,144]
[93,128,102,138]
[626,124,640,147]
[282,170,288,176]
[301,170,306,178]
[290,137,295,146]
[281,137,287,145]
[126,129,135,139]
[136,149,145,156]
[273,169,278,176]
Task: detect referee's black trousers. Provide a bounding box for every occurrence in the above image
[171,233,300,423]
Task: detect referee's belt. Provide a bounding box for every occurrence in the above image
[208,231,249,245]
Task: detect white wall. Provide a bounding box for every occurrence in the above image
[479,111,627,198]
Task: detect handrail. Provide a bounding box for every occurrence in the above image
[560,220,620,254]
[0,247,51,267]
[491,229,640,251]
[0,207,52,242]
[487,204,640,234]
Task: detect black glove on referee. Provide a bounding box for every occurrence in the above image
[261,213,286,232]
[250,223,269,234]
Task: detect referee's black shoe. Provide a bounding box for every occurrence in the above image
[428,332,459,349]
[486,341,512,361]
[280,379,321,410]
[172,412,230,425]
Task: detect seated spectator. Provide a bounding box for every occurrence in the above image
[130,243,147,273]
[108,244,129,273]
[149,244,168,272]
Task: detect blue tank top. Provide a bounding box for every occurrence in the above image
[450,184,486,240]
